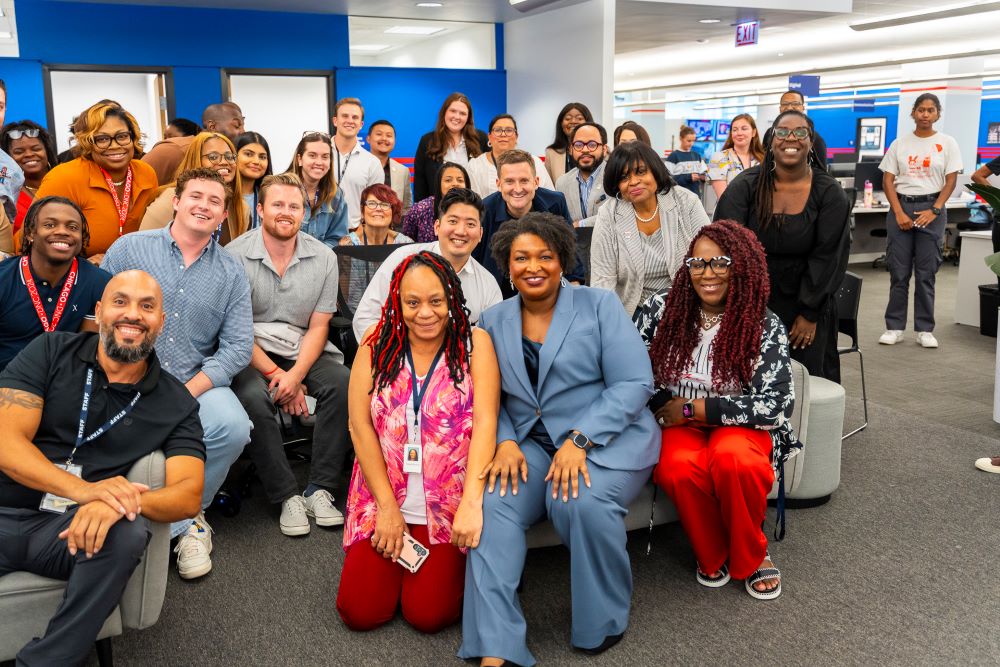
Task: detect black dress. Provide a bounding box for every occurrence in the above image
[714,165,851,382]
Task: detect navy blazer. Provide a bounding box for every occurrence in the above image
[475,187,581,294]
[479,285,659,472]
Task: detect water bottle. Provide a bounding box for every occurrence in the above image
[864,179,874,208]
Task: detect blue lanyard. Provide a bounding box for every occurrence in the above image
[405,344,444,428]
[67,366,141,466]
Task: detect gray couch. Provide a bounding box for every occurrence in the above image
[0,451,170,663]
[526,360,846,548]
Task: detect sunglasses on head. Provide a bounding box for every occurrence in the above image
[5,128,41,140]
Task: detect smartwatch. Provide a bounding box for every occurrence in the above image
[571,431,593,450]
[682,402,696,420]
[931,206,942,216]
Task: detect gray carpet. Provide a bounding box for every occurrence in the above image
[97,262,1000,666]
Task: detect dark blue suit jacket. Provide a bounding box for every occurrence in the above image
[475,187,581,296]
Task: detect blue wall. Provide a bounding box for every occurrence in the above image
[1,0,506,158]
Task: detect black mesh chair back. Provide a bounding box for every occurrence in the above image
[835,271,867,438]
[575,226,594,286]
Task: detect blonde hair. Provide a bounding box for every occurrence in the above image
[75,102,145,160]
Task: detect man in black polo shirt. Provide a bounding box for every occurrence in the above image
[0,270,205,666]
[0,196,111,371]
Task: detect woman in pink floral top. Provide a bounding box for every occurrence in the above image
[337,250,499,634]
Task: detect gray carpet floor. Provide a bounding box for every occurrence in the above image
[99,262,1000,666]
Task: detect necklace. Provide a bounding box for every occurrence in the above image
[111,179,125,186]
[23,184,38,195]
[699,308,724,330]
[634,203,659,223]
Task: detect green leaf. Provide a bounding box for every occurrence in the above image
[966,183,1000,212]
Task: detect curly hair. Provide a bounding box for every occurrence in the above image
[74,102,145,160]
[365,251,473,394]
[489,212,576,280]
[649,219,770,391]
[360,183,402,228]
[19,196,90,256]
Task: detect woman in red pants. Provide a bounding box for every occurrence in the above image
[632,219,799,600]
[338,251,499,632]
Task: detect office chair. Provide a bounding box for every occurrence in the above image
[836,271,868,439]
[575,226,594,285]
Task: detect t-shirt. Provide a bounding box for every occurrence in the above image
[0,332,205,510]
[879,132,963,196]
[985,155,1000,177]
[0,256,112,372]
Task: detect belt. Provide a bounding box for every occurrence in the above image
[898,192,940,203]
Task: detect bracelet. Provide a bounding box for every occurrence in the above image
[262,366,280,378]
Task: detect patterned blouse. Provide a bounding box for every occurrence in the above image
[707,148,760,185]
[400,196,438,243]
[633,291,800,464]
[343,356,474,549]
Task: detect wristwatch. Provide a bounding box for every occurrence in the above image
[571,431,593,450]
[682,402,696,420]
[931,206,942,216]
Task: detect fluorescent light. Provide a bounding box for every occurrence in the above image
[698,18,721,24]
[850,1,1000,30]
[351,44,390,52]
[0,31,11,39]
[385,25,444,35]
[416,2,443,6]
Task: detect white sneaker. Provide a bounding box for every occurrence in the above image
[304,489,345,528]
[878,330,904,345]
[280,495,311,536]
[174,512,213,580]
[916,332,939,348]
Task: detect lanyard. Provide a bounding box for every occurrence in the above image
[251,189,259,228]
[99,166,134,237]
[67,366,141,466]
[361,229,388,246]
[21,256,77,332]
[405,344,444,428]
[336,149,353,182]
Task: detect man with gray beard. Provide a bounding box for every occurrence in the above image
[0,270,206,666]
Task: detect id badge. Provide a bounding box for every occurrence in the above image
[403,442,422,474]
[39,463,82,514]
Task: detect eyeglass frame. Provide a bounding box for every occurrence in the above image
[302,130,332,141]
[490,127,517,137]
[684,255,732,275]
[363,199,393,211]
[202,151,237,164]
[92,131,134,149]
[571,140,602,152]
[772,127,810,140]
[4,128,41,140]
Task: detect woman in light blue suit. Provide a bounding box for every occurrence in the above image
[459,213,659,667]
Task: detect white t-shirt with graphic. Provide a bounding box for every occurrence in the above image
[879,132,963,196]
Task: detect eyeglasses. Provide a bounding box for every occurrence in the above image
[302,130,331,141]
[780,101,805,109]
[572,140,601,152]
[93,132,133,149]
[364,200,392,211]
[491,127,516,137]
[5,128,40,140]
[203,151,237,164]
[773,127,810,140]
[685,255,732,275]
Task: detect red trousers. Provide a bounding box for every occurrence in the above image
[336,523,465,634]
[653,425,774,580]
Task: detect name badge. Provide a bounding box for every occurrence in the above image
[39,463,82,514]
[403,442,422,474]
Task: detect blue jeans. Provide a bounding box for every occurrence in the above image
[170,387,251,538]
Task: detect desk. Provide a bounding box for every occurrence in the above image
[850,201,974,264]
[955,229,995,327]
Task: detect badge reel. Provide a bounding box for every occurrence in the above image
[39,463,82,514]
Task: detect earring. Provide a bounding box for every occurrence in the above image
[509,278,515,290]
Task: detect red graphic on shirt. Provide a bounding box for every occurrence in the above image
[906,153,935,179]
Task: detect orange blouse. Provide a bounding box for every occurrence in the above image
[31,158,158,257]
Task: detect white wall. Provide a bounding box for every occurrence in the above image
[228,74,330,170]
[49,71,163,153]
[359,24,495,70]
[504,0,615,157]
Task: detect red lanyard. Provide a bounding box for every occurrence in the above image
[21,256,78,332]
[99,166,134,237]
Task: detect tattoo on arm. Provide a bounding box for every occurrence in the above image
[0,388,44,410]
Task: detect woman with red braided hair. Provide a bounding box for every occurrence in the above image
[633,219,799,601]
[337,250,500,634]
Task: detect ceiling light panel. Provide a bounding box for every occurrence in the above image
[384,25,444,35]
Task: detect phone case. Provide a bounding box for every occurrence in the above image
[396,533,430,573]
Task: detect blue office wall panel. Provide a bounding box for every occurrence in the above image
[0,59,46,127]
[336,67,507,158]
[172,67,224,124]
[809,105,899,153]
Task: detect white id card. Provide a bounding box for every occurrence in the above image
[403,443,422,474]
[39,463,82,514]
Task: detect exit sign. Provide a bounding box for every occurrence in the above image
[735,20,759,47]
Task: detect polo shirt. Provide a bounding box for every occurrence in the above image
[101,225,253,386]
[0,332,205,510]
[333,140,384,229]
[352,241,503,341]
[0,256,112,372]
[225,228,339,328]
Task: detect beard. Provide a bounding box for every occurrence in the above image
[99,319,159,364]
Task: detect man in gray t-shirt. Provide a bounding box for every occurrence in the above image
[226,173,350,537]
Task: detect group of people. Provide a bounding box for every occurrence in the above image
[0,77,973,666]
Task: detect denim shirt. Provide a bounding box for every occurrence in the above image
[301,187,349,249]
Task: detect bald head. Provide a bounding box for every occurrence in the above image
[202,102,244,142]
[96,271,165,364]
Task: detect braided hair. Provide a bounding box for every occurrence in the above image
[19,196,90,256]
[649,220,770,391]
[365,251,473,394]
[755,109,819,231]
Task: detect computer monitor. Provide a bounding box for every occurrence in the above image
[853,161,883,193]
[832,152,857,164]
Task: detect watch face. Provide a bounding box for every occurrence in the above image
[573,433,589,448]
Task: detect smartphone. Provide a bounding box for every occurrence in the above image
[396,533,430,573]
